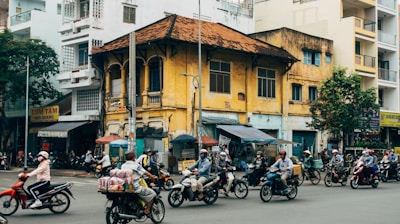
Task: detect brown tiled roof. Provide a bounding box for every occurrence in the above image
[92,14,297,62]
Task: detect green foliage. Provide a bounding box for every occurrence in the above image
[0,29,62,106]
[307,66,380,139]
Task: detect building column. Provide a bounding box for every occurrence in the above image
[105,69,111,109]
[142,62,149,106]
[120,66,127,106]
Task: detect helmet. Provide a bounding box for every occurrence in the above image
[219,151,227,159]
[125,150,136,160]
[332,149,339,154]
[366,149,372,154]
[256,151,262,155]
[144,148,152,154]
[37,151,49,159]
[200,149,208,155]
[303,150,311,155]
[278,150,287,156]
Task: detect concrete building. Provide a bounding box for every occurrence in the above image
[254,0,399,151]
[0,0,8,32]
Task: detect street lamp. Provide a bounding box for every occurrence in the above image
[197,0,202,150]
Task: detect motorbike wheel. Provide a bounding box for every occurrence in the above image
[397,172,400,181]
[259,185,272,202]
[106,204,127,224]
[371,180,379,188]
[240,176,249,186]
[380,174,387,183]
[310,170,321,185]
[150,198,165,224]
[48,192,71,214]
[233,181,248,199]
[350,179,359,189]
[298,172,305,185]
[94,171,102,179]
[341,176,348,186]
[167,189,184,208]
[286,185,297,200]
[0,194,19,216]
[203,187,218,205]
[324,173,333,187]
[163,179,174,191]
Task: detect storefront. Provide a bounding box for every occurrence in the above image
[380,111,400,150]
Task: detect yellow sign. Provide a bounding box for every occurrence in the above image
[380,111,400,128]
[30,106,59,122]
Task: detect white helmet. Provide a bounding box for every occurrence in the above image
[219,151,227,158]
[200,149,208,155]
[332,149,338,154]
[37,151,49,159]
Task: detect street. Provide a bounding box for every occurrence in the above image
[0,170,399,224]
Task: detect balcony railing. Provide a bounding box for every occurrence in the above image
[378,31,397,46]
[10,10,32,26]
[355,54,376,68]
[147,91,161,105]
[378,68,397,82]
[378,0,396,10]
[354,17,376,32]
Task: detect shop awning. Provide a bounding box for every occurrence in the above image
[38,121,89,138]
[217,125,276,144]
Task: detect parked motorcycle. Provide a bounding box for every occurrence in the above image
[324,164,350,187]
[167,170,219,207]
[259,170,299,202]
[350,161,379,189]
[0,173,74,216]
[378,161,400,182]
[145,164,174,191]
[100,186,165,224]
[218,167,248,199]
[241,163,266,187]
[0,155,9,170]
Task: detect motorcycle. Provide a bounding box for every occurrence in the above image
[0,173,74,216]
[350,161,379,189]
[378,161,400,182]
[145,164,175,191]
[167,169,219,207]
[100,186,165,224]
[95,164,115,179]
[324,164,350,187]
[0,155,9,170]
[259,169,299,202]
[218,167,248,199]
[241,163,266,187]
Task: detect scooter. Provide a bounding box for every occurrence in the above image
[324,164,350,187]
[167,169,219,208]
[350,161,379,189]
[259,169,299,202]
[241,163,266,187]
[0,173,74,216]
[378,161,400,182]
[145,163,175,191]
[218,166,248,199]
[95,164,114,179]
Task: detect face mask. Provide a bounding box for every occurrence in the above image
[364,153,369,157]
[257,155,260,158]
[37,156,44,162]
[200,155,207,160]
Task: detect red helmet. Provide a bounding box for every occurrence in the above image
[278,150,287,156]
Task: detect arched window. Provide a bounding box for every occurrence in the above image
[109,65,121,97]
[148,57,163,92]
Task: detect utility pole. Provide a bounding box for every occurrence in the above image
[128,32,136,153]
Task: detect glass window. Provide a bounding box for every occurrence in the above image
[80,0,89,18]
[257,68,276,98]
[308,86,317,101]
[292,84,302,101]
[326,54,331,64]
[78,43,88,66]
[210,60,230,93]
[303,51,321,66]
[123,6,136,24]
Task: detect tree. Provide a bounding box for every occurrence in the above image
[0,29,62,152]
[307,66,380,147]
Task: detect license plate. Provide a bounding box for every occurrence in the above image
[105,200,113,208]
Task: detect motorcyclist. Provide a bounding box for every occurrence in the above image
[330,149,344,181]
[361,149,374,180]
[188,149,210,200]
[216,151,234,195]
[387,149,398,175]
[302,150,315,179]
[97,151,112,174]
[26,151,51,208]
[371,150,378,178]
[137,148,158,176]
[252,151,268,186]
[121,150,158,215]
[270,150,293,194]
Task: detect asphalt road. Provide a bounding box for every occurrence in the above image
[1,169,399,224]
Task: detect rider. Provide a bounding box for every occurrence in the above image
[252,151,268,186]
[26,151,51,208]
[361,149,374,180]
[138,148,158,175]
[302,150,315,179]
[216,151,234,195]
[330,149,344,181]
[387,149,398,175]
[188,149,211,200]
[97,151,112,174]
[121,150,158,215]
[270,150,293,194]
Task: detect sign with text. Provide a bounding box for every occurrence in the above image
[31,106,59,122]
[380,111,400,128]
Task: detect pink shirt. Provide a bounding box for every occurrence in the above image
[29,160,51,182]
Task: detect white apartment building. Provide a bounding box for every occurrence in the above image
[254,0,399,151]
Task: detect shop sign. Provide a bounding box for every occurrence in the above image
[31,106,59,122]
[380,111,400,128]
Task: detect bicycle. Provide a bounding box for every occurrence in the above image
[298,166,321,185]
